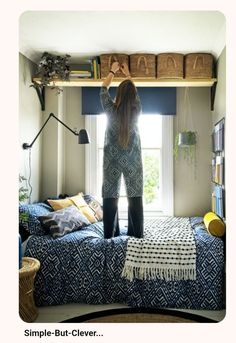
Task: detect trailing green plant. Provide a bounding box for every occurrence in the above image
[31,52,71,93]
[19,175,29,221]
[174,131,197,164]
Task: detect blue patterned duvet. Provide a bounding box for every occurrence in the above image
[24,218,225,309]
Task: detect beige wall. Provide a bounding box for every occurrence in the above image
[40,87,86,200]
[64,88,86,195]
[19,53,42,203]
[174,88,212,216]
[212,47,226,125]
[174,48,226,216]
[40,88,62,200]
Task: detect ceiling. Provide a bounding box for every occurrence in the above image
[19,11,226,64]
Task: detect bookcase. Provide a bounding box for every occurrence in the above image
[211,118,225,220]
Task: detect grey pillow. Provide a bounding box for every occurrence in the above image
[38,205,90,238]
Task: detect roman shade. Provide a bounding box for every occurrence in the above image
[82,87,176,115]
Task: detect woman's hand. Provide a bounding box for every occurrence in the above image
[120,63,131,77]
[102,61,120,88]
[111,62,120,74]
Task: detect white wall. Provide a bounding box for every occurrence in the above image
[19,53,42,203]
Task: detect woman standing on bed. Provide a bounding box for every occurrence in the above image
[100,62,143,239]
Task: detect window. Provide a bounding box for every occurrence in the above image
[85,114,173,217]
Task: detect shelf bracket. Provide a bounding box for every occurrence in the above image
[210,81,217,111]
[30,82,45,111]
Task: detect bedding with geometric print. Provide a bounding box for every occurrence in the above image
[19,202,53,235]
[24,216,225,310]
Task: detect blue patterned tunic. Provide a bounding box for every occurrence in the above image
[100,86,143,198]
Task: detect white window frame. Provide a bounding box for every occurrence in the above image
[85,115,173,216]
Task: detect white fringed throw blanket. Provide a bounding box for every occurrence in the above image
[122,217,196,282]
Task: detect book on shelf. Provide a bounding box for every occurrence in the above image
[211,158,216,183]
[212,184,225,219]
[69,63,93,78]
[91,57,101,79]
[215,155,224,185]
[212,119,224,152]
[212,155,224,185]
[70,70,92,78]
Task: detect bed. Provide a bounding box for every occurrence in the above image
[20,201,225,311]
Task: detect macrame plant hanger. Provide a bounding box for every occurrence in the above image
[174,87,197,172]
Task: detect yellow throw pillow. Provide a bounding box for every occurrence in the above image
[70,193,97,224]
[47,198,74,211]
[203,212,226,237]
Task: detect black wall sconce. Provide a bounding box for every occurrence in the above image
[22,113,90,149]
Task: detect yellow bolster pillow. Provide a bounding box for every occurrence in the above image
[203,212,226,237]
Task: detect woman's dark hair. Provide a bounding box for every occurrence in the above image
[115,79,140,148]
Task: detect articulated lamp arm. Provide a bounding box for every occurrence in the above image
[22,113,89,149]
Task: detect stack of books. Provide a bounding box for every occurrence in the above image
[70,70,92,79]
[69,57,101,79]
[69,63,93,79]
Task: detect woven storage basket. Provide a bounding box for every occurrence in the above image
[185,53,214,79]
[19,257,40,322]
[130,54,156,78]
[157,53,184,79]
[100,54,129,78]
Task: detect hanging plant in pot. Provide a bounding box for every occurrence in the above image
[174,87,197,165]
[174,130,197,163]
[178,130,196,146]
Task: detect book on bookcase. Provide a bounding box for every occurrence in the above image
[92,57,101,79]
[212,155,224,185]
[212,184,225,219]
[69,63,93,79]
[212,118,224,152]
[211,118,225,220]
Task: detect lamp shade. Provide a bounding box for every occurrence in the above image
[78,129,90,144]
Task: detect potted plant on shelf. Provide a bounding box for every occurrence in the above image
[31,52,71,93]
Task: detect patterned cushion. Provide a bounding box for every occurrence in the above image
[38,205,90,239]
[70,193,97,223]
[83,194,103,221]
[47,198,74,211]
[19,203,53,235]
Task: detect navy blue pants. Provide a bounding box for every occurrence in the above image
[103,197,143,239]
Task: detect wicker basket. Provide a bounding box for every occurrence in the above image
[185,53,214,79]
[100,54,129,78]
[130,54,156,78]
[19,257,40,322]
[157,53,184,79]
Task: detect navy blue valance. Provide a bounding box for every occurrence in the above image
[82,87,176,115]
